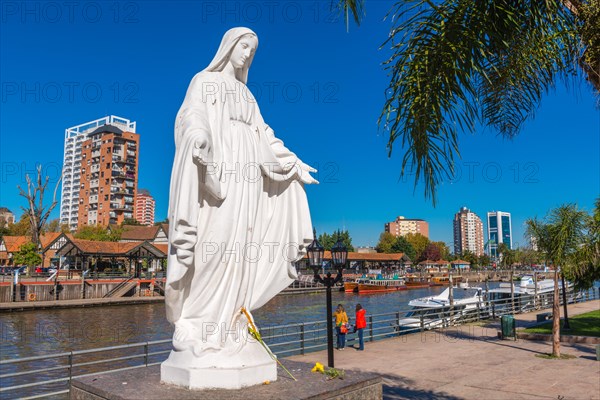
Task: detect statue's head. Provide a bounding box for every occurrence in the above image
[204,27,258,84]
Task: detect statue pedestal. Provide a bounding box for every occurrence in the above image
[70,360,383,400]
[160,339,277,390]
[161,357,276,390]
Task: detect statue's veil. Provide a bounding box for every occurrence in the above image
[203,27,258,84]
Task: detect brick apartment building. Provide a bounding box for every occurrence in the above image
[77,125,139,227]
[384,216,429,238]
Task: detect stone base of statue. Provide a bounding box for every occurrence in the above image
[70,360,383,400]
[160,339,276,390]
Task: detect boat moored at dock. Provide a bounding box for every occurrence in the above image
[357,277,407,293]
[398,284,484,330]
[404,275,431,289]
[430,275,463,286]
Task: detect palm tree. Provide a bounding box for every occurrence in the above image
[336,0,599,203]
[525,204,588,357]
[570,198,600,289]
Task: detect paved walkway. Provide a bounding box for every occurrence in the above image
[288,300,600,400]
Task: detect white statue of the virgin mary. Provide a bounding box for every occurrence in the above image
[161,27,317,389]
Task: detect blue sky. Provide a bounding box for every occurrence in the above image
[1,1,598,248]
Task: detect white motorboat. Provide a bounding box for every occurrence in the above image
[487,275,572,312]
[398,284,485,331]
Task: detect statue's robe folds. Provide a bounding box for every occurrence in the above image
[165,71,313,364]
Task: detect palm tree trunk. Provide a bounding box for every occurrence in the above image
[552,266,561,357]
[561,273,570,329]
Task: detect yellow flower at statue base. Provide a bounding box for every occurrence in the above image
[311,362,325,373]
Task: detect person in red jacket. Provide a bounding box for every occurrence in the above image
[355,304,366,350]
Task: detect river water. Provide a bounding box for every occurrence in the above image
[1,284,484,360]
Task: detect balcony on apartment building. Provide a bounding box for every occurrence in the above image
[110,185,122,193]
[111,169,135,180]
[110,202,134,211]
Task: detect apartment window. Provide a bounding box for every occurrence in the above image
[99,203,103,209]
[108,139,112,142]
[106,163,110,169]
[105,179,109,185]
[102,157,105,162]
[104,195,108,201]
[107,147,111,153]
[101,172,104,177]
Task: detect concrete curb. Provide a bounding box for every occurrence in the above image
[517,331,600,344]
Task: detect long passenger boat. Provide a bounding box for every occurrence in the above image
[430,275,463,286]
[356,277,407,293]
[343,278,370,293]
[404,275,431,289]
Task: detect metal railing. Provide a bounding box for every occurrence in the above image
[102,276,136,298]
[1,287,598,399]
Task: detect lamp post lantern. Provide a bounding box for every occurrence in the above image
[307,229,347,368]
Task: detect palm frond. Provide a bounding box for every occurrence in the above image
[334,0,365,31]
[379,0,580,202]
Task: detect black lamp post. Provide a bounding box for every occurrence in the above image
[307,229,347,368]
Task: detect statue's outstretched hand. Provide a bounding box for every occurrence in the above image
[299,161,317,174]
[297,161,319,185]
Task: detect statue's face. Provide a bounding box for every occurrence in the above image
[229,35,257,70]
